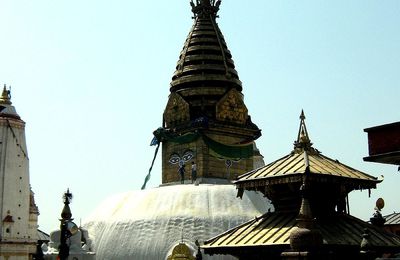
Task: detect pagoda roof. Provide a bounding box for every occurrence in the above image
[202,212,400,254]
[236,111,380,190]
[385,212,400,226]
[236,150,379,188]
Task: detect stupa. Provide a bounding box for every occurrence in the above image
[84,1,270,259]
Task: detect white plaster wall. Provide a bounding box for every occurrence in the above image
[0,243,35,260]
[0,118,31,241]
[0,113,37,259]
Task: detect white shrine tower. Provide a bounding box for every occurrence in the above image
[0,85,38,259]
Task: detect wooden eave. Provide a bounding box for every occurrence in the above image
[364,151,400,165]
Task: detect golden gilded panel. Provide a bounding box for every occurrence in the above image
[216,89,248,125]
[164,93,190,127]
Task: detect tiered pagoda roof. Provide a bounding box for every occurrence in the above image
[203,111,400,258]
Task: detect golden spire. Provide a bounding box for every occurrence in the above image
[0,84,12,105]
[294,110,316,154]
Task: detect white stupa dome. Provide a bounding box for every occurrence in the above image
[84,183,271,259]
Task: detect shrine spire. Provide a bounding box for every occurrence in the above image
[294,110,316,154]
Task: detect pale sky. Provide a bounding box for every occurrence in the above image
[1,1,399,233]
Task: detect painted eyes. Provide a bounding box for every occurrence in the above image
[169,150,194,165]
[169,154,181,165]
[182,151,193,162]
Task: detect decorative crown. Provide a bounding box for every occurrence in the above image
[190,0,221,18]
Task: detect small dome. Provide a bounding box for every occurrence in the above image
[84,184,271,259]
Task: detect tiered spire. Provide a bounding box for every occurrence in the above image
[160,1,261,184]
[171,0,241,92]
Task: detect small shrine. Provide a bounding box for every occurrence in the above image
[43,190,95,260]
[202,111,400,259]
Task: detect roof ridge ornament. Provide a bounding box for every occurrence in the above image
[294,110,318,154]
[0,84,12,105]
[190,0,221,19]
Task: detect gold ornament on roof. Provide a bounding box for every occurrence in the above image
[0,84,12,105]
[293,110,317,155]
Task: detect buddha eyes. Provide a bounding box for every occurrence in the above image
[182,151,194,162]
[169,150,194,165]
[169,154,181,164]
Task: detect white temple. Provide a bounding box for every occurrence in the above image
[0,85,39,259]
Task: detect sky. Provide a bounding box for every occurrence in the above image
[1,1,399,233]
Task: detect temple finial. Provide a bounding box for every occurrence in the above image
[61,189,73,220]
[0,84,12,105]
[190,0,221,18]
[300,109,305,120]
[294,110,315,153]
